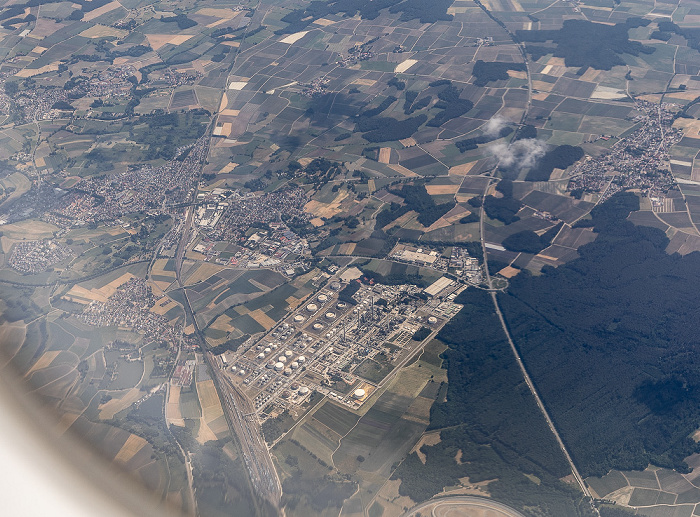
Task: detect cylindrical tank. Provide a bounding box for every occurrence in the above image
[299,386,309,395]
[274,362,284,371]
[257,352,265,359]
[428,316,438,324]
[281,390,291,398]
[297,356,306,363]
[239,370,245,376]
[330,282,341,290]
[294,314,305,322]
[284,350,293,358]
[326,312,336,320]
[313,323,323,330]
[231,366,237,372]
[283,368,292,376]
[278,356,287,363]
[306,303,318,312]
[290,362,299,369]
[266,361,275,369]
[337,302,347,309]
[317,294,328,303]
[264,347,271,354]
[353,388,366,399]
[290,383,300,391]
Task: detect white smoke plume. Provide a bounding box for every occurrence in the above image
[483,116,508,138]
[489,138,548,170]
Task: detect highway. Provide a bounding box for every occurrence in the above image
[401,495,526,517]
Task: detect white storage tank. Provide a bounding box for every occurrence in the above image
[306,303,318,312]
[290,361,299,369]
[274,362,284,372]
[278,356,287,363]
[317,294,328,303]
[297,356,306,363]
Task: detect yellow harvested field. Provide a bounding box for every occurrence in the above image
[210,314,235,332]
[150,280,172,294]
[280,31,309,44]
[218,92,228,112]
[285,295,306,310]
[0,323,26,368]
[32,46,47,55]
[0,236,15,254]
[114,434,148,464]
[196,420,218,444]
[197,380,224,423]
[250,309,277,330]
[79,24,128,39]
[674,118,700,136]
[82,0,121,21]
[64,285,109,304]
[449,162,477,175]
[185,262,224,285]
[153,259,176,278]
[667,90,700,101]
[103,273,136,293]
[395,59,418,73]
[532,92,550,101]
[591,86,626,100]
[412,431,442,463]
[27,351,61,375]
[546,56,567,66]
[145,34,194,51]
[532,80,555,92]
[388,164,418,176]
[29,18,63,39]
[16,63,59,77]
[220,109,240,117]
[218,163,238,175]
[313,18,335,26]
[507,70,528,79]
[498,266,521,278]
[198,7,238,17]
[378,147,391,164]
[337,242,356,255]
[304,191,349,218]
[166,386,185,427]
[99,388,142,420]
[150,297,178,316]
[426,184,459,195]
[580,68,601,82]
[228,81,247,90]
[310,217,325,227]
[56,412,81,435]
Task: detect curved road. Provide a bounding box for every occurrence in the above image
[401,495,526,517]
